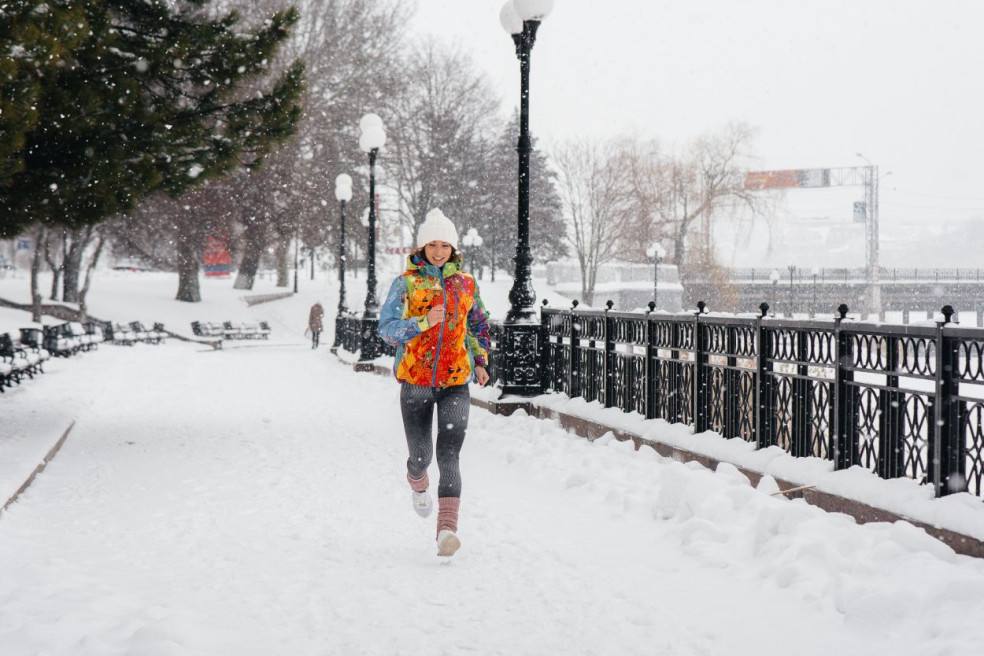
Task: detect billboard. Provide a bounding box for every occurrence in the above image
[744,168,831,190]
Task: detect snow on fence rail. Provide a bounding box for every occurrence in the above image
[485,301,984,499]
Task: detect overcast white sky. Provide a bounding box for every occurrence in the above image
[410,0,984,251]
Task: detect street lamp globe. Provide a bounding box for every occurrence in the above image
[499,2,523,33]
[769,269,781,284]
[334,174,352,202]
[359,127,386,153]
[359,112,383,132]
[513,0,555,21]
[645,243,666,260]
[463,228,484,248]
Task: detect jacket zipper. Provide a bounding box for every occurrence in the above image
[431,269,449,387]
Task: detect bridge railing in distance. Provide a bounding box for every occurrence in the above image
[529,300,984,499]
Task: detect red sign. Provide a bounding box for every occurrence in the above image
[203,234,232,277]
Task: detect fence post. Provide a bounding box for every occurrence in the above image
[645,301,657,420]
[755,303,772,449]
[694,301,708,433]
[568,300,580,399]
[833,304,856,469]
[603,300,615,409]
[539,299,551,392]
[933,305,966,496]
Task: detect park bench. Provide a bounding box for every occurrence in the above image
[0,332,42,389]
[43,324,79,357]
[127,321,164,345]
[103,321,136,346]
[18,328,51,373]
[192,321,270,340]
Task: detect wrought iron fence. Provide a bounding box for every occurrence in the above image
[535,301,984,499]
[334,314,395,357]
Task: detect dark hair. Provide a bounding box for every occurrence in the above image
[413,245,459,263]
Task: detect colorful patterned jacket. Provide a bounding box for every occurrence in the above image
[378,253,491,387]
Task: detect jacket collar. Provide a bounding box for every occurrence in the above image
[407,253,462,279]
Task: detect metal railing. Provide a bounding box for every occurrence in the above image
[527,301,984,499]
[688,267,984,284]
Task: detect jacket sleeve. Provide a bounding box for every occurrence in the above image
[466,282,491,367]
[378,276,429,344]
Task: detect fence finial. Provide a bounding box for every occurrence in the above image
[648,301,656,313]
[942,305,955,324]
[606,300,614,311]
[697,301,707,314]
[759,302,769,318]
[541,298,549,307]
[837,304,849,320]
[571,299,579,310]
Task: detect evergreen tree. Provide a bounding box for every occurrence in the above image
[0,0,305,239]
[478,115,566,281]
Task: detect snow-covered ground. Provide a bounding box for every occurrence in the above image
[2,269,984,655]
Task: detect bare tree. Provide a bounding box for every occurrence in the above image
[551,138,633,301]
[223,0,410,290]
[622,123,771,273]
[387,40,501,243]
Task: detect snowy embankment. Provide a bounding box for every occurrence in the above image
[1,270,984,655]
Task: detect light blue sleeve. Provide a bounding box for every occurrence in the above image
[377,276,427,344]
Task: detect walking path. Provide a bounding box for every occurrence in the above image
[2,341,983,655]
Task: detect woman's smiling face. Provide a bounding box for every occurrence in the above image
[424,241,454,267]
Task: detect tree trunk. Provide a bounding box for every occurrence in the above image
[175,237,202,302]
[275,236,290,287]
[233,221,267,290]
[45,230,62,301]
[62,227,91,303]
[31,225,46,323]
[79,235,106,320]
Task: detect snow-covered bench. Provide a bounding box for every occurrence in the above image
[0,332,43,390]
[129,321,166,345]
[43,324,80,357]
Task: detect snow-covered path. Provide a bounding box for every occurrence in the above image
[2,340,984,655]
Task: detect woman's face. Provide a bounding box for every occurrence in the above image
[423,241,453,267]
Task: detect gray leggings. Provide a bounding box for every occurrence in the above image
[400,382,470,498]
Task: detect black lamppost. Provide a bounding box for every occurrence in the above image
[498,0,553,396]
[357,113,386,364]
[331,173,352,353]
[646,242,667,310]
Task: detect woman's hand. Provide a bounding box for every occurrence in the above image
[426,304,446,327]
[474,366,489,386]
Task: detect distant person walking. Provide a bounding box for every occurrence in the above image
[308,301,324,349]
[378,208,491,557]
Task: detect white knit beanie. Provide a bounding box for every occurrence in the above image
[416,208,458,249]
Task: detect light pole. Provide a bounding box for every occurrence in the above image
[856,152,893,319]
[293,231,299,293]
[787,264,796,316]
[499,0,554,396]
[357,113,386,364]
[811,266,820,316]
[646,242,667,310]
[770,269,780,316]
[462,227,484,274]
[331,173,352,353]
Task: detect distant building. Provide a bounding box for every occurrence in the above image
[545,261,683,312]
